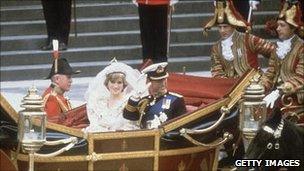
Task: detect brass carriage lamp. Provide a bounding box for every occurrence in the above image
[18,86,46,171]
[239,75,267,150]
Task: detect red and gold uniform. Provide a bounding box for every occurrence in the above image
[211,31,274,78]
[261,0,304,123]
[204,0,275,78]
[42,84,72,123]
[261,36,304,122]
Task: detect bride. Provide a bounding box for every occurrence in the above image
[84,60,143,132]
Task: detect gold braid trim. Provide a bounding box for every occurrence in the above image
[43,92,70,114]
[125,103,137,112]
[203,8,218,33]
[217,2,225,24]
[280,37,301,87]
[55,96,70,113]
[137,99,150,127]
[42,93,51,108]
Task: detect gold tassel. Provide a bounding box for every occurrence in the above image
[202,28,209,37]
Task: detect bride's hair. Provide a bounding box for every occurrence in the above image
[104,72,128,90]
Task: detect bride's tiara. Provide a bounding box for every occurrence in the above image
[107,72,126,77]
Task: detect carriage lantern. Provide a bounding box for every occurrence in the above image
[18,86,46,171]
[239,75,267,150]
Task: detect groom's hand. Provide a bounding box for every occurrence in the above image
[132,75,151,100]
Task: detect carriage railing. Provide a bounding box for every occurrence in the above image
[176,69,257,147]
[179,106,234,147]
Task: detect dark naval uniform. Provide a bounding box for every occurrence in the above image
[123,62,186,129]
[123,92,186,128]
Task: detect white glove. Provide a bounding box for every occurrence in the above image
[170,0,178,6]
[263,89,280,108]
[52,39,58,51]
[132,0,138,6]
[249,0,260,10]
[132,74,150,100]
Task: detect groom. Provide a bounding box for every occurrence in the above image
[123,62,186,129]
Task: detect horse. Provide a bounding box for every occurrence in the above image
[244,107,304,171]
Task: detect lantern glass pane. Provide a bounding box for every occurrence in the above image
[23,115,45,142]
[243,105,259,132]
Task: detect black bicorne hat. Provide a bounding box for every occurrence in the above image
[46,58,80,79]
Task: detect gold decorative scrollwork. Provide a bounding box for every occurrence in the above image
[178,160,186,171]
[121,139,128,151]
[119,163,129,171]
[86,152,98,162]
[283,111,300,123]
[281,95,303,111]
[281,94,293,110]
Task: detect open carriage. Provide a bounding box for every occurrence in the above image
[0,69,257,171]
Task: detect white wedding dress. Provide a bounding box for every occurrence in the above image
[83,61,144,132]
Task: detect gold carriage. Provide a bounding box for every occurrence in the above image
[0,69,257,171]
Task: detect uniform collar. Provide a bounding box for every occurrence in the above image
[279,34,295,44]
[221,31,235,61]
[51,82,65,95]
[149,91,168,99]
[276,35,295,59]
[221,31,234,44]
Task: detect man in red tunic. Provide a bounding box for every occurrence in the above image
[43,58,79,123]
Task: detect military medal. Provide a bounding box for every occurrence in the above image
[162,99,171,109]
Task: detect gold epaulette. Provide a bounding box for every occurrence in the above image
[169,92,183,98]
[42,93,51,107]
[43,91,70,113]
